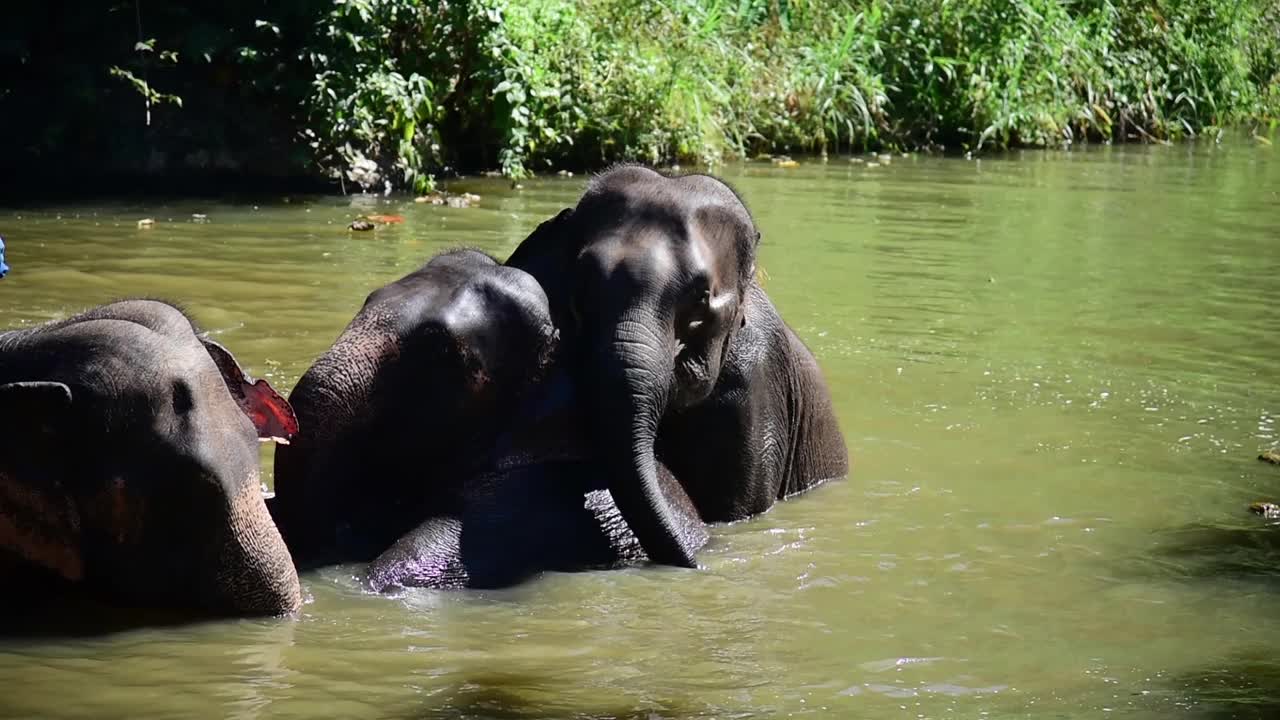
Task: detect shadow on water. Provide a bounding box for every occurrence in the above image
[0,584,263,641]
[1137,459,1280,585]
[1164,653,1280,720]
[1142,519,1280,584]
[398,680,728,720]
[1130,464,1280,717]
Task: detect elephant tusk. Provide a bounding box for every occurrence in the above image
[708,291,733,312]
[259,436,291,445]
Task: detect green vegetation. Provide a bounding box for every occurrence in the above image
[3,1,1277,192]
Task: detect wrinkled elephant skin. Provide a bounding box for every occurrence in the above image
[0,300,302,619]
[506,164,850,568]
[272,249,560,567]
[363,368,708,591]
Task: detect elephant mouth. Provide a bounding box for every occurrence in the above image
[488,448,586,474]
[671,346,714,408]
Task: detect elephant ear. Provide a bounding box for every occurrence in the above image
[0,380,72,427]
[199,337,300,444]
[0,381,85,581]
[506,207,576,270]
[504,208,578,325]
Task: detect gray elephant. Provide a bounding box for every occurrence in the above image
[272,249,559,567]
[363,365,707,591]
[274,248,706,586]
[0,300,302,617]
[506,164,850,569]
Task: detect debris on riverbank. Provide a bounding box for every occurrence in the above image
[414,191,482,208]
[349,213,407,231]
[1249,501,1280,519]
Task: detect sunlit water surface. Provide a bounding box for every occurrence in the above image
[1,143,1279,719]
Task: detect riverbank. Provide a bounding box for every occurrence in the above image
[3,0,1277,195]
[0,132,1272,207]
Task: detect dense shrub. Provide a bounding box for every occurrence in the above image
[293,0,890,184]
[817,0,1280,150]
[2,0,1276,190]
[298,0,1278,188]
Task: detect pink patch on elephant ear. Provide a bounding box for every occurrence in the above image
[237,377,299,444]
[199,337,300,443]
[0,472,84,582]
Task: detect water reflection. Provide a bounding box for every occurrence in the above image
[0,588,252,640]
[400,681,708,720]
[0,142,1277,718]
[1143,520,1280,583]
[215,620,299,720]
[1163,653,1280,720]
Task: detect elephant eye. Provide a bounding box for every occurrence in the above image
[570,296,584,331]
[571,268,594,323]
[678,274,710,309]
[171,379,194,416]
[688,292,710,330]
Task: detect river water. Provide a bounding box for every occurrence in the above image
[1,143,1278,719]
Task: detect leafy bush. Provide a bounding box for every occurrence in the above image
[869,0,1280,150]
[301,0,453,193]
[294,0,893,186]
[5,0,1275,189]
[298,0,1278,188]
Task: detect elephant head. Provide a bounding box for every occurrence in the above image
[0,300,302,617]
[362,362,710,593]
[506,165,760,568]
[272,249,560,566]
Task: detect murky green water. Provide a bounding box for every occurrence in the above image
[2,143,1279,719]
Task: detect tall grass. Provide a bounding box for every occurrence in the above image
[290,0,1280,185]
[5,0,1274,188]
[880,0,1280,149]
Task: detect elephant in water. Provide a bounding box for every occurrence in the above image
[274,248,706,588]
[362,364,707,591]
[0,300,302,618]
[506,164,850,568]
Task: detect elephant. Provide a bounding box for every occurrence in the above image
[271,248,561,567]
[0,299,302,618]
[273,247,707,587]
[363,366,707,591]
[505,164,850,569]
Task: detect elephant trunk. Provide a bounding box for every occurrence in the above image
[209,477,302,616]
[592,314,697,568]
[272,322,398,562]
